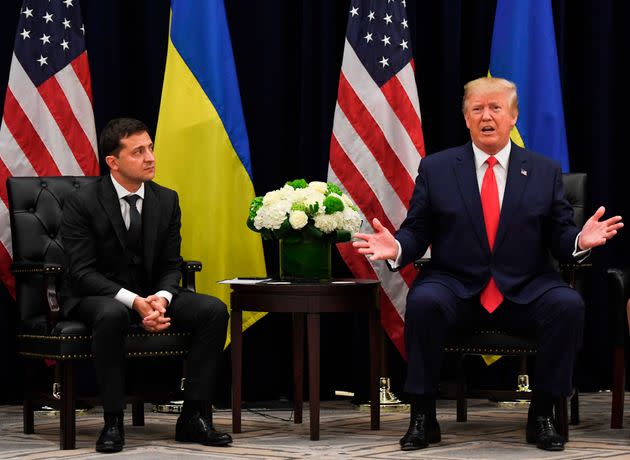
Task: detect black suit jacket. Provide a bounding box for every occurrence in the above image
[60,175,183,316]
[396,142,580,304]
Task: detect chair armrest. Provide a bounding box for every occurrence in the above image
[180,260,202,292]
[560,261,592,288]
[10,262,62,329]
[413,258,431,270]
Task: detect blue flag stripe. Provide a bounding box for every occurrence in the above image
[169,0,252,177]
[490,0,569,172]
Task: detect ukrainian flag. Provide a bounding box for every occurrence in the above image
[483,0,569,367]
[155,0,267,345]
[489,0,570,172]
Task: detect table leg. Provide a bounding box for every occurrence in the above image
[369,308,381,430]
[231,307,243,433]
[307,312,320,440]
[292,312,305,424]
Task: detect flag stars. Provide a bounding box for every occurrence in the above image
[37,55,48,66]
[39,33,51,45]
[62,18,71,29]
[383,13,393,25]
[22,7,33,18]
[60,39,70,50]
[63,0,74,6]
[400,39,409,50]
[80,24,85,34]
[367,11,375,21]
[350,6,359,17]
[401,19,408,29]
[42,12,53,23]
[364,32,373,43]
[402,0,407,6]
[381,35,391,46]
[19,29,31,40]
[379,56,389,68]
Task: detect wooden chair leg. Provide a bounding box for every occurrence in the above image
[456,355,467,422]
[611,345,625,428]
[132,401,144,426]
[23,398,34,434]
[22,360,36,434]
[570,389,580,425]
[553,397,569,442]
[59,361,76,450]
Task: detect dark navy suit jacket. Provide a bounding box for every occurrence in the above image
[396,141,580,304]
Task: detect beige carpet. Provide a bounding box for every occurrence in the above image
[1,393,629,459]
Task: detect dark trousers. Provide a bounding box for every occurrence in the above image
[404,282,585,398]
[71,291,228,412]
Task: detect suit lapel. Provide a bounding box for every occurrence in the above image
[454,143,489,251]
[98,177,127,248]
[142,182,160,275]
[494,143,529,251]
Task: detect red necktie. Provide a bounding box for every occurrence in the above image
[480,156,503,313]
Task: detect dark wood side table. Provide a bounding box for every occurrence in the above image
[229,279,381,440]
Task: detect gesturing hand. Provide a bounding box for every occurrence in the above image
[352,218,399,261]
[578,206,623,250]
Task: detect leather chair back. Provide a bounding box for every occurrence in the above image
[562,173,587,227]
[7,176,97,321]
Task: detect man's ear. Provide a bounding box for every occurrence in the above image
[105,155,118,171]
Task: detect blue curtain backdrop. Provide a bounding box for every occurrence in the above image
[0,0,627,403]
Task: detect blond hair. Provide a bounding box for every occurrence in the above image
[462,77,519,116]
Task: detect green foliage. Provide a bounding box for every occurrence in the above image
[326,182,343,196]
[286,178,308,189]
[323,195,344,214]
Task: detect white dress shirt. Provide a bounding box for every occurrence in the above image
[110,175,173,308]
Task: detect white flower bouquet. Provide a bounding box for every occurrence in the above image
[247,179,362,243]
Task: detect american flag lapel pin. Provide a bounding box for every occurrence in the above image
[520,169,528,176]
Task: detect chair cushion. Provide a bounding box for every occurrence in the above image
[444,329,538,355]
[18,316,192,360]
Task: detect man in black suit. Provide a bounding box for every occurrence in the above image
[61,118,232,453]
[353,77,623,452]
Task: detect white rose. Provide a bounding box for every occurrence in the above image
[308,181,328,194]
[254,200,291,230]
[288,210,308,229]
[263,190,282,206]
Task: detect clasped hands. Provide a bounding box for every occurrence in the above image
[133,294,171,333]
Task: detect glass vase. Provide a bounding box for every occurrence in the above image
[279,238,331,282]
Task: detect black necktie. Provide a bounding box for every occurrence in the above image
[123,194,142,249]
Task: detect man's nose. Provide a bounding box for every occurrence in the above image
[145,150,155,162]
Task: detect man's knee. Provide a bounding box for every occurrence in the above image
[194,293,229,325]
[405,285,448,324]
[81,297,131,329]
[544,288,585,326]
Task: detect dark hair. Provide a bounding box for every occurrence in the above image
[99,118,149,158]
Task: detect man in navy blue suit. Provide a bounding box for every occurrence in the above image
[353,77,623,452]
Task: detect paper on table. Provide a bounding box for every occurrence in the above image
[217,278,272,285]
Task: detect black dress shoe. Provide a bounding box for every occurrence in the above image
[175,412,232,446]
[526,415,565,451]
[96,415,124,453]
[399,411,441,451]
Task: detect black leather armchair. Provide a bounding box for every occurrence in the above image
[414,173,587,441]
[608,267,630,428]
[7,176,205,449]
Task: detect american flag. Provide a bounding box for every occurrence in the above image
[0,0,98,297]
[328,0,425,357]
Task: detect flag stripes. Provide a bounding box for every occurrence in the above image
[328,2,424,356]
[0,0,97,297]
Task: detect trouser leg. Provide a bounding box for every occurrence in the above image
[168,291,229,402]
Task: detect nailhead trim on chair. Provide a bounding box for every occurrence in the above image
[18,332,192,340]
[19,350,189,360]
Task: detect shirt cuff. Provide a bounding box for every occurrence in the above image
[115,288,137,309]
[573,232,591,262]
[155,290,173,306]
[387,240,403,269]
